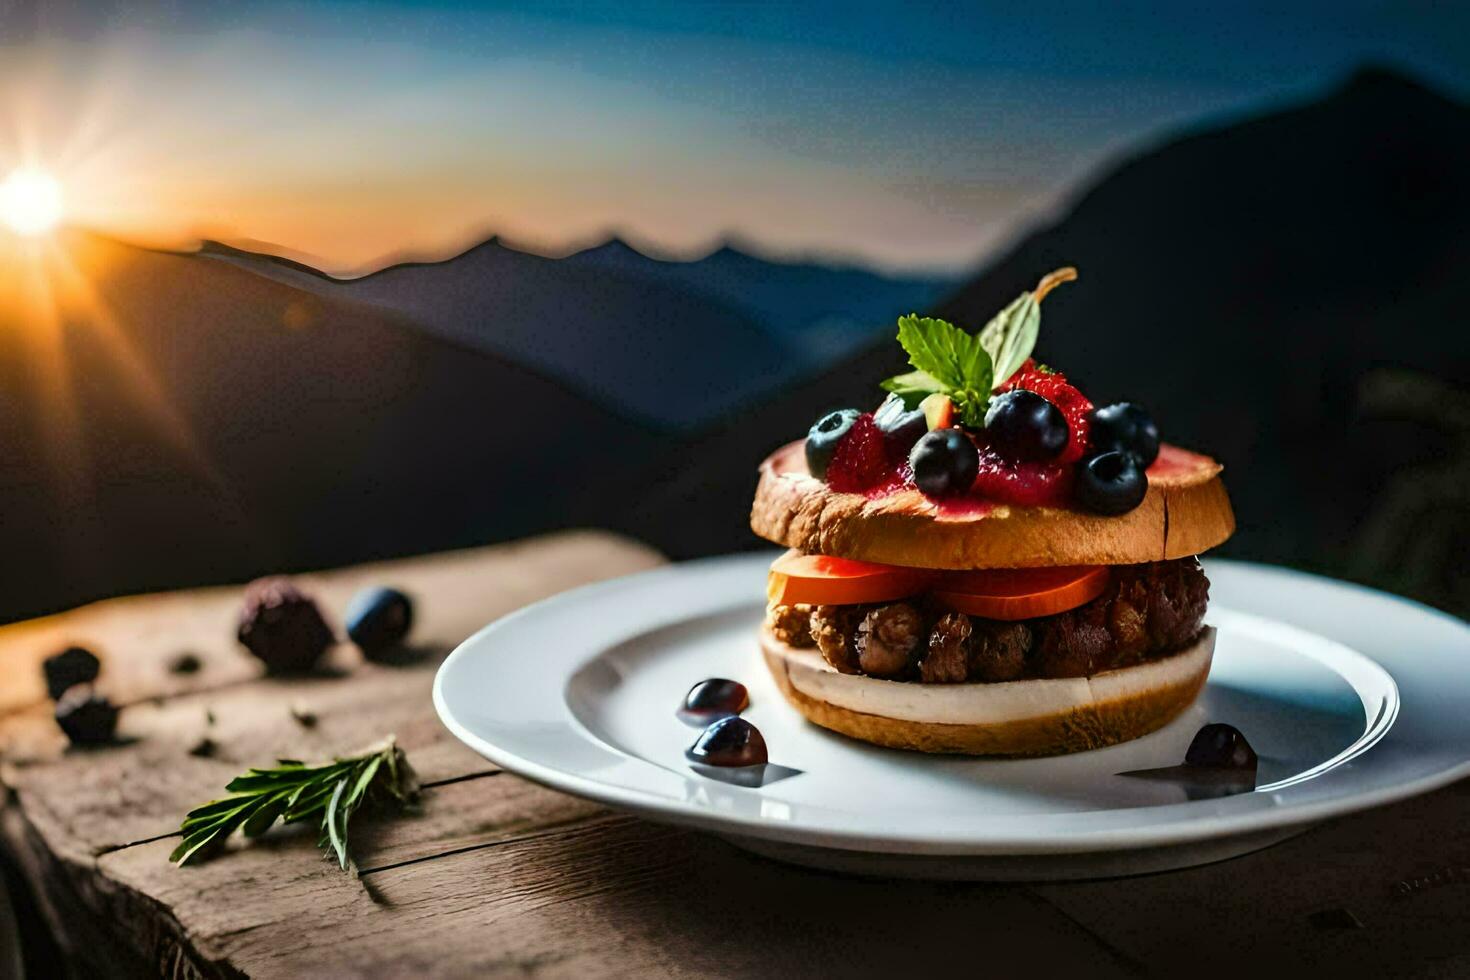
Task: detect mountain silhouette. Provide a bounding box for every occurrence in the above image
[563,237,952,362]
[0,231,660,621]
[608,68,1470,615]
[204,235,951,430]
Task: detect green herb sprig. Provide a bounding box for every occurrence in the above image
[881,267,1076,427]
[170,737,419,871]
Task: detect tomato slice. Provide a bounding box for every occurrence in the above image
[931,566,1110,621]
[767,551,936,606]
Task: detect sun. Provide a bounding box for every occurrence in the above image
[0,169,65,237]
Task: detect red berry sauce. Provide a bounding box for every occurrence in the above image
[970,436,1073,507]
[827,413,903,495]
[820,362,1106,510]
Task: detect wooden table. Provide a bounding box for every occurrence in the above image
[1,530,1467,978]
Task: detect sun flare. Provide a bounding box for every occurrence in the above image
[0,169,65,237]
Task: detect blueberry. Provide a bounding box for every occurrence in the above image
[345,587,414,659]
[677,678,749,726]
[1184,723,1258,771]
[909,429,979,498]
[1075,451,1148,515]
[686,716,768,768]
[984,389,1068,461]
[873,393,927,455]
[1089,402,1160,467]
[55,684,118,746]
[42,646,99,701]
[805,409,860,480]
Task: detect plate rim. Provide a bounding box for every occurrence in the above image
[433,554,1470,856]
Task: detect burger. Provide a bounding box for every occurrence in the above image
[751,269,1234,756]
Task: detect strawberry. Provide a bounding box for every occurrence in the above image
[1001,360,1093,463]
[826,413,897,494]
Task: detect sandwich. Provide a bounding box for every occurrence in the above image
[751,269,1234,756]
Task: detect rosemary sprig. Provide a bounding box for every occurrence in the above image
[169,736,419,871]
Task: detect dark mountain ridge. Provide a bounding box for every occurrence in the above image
[563,235,953,360]
[607,67,1470,615]
[0,231,660,622]
[202,233,953,430]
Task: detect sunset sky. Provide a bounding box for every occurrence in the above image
[2,2,1467,273]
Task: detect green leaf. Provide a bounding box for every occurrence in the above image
[325,776,350,870]
[977,292,1040,387]
[346,756,382,810]
[883,315,994,421]
[879,369,946,407]
[170,737,416,872]
[895,315,991,392]
[241,793,290,838]
[170,800,259,865]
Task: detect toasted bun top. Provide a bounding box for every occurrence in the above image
[750,440,1233,569]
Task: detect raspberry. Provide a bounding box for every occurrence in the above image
[826,413,898,494]
[971,440,1074,507]
[1001,360,1093,463]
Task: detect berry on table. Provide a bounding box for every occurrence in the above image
[43,646,100,700]
[237,577,335,674]
[345,587,414,659]
[55,684,118,745]
[804,409,860,480]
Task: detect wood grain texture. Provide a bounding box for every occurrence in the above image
[2,529,1467,978]
[102,815,1128,979]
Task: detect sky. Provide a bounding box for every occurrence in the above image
[1,1,1467,273]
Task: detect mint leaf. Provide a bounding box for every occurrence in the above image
[882,315,994,422]
[977,292,1040,387]
[879,369,947,407]
[895,315,992,392]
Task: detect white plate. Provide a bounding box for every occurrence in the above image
[434,556,1470,880]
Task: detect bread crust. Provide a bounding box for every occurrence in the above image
[750,440,1233,569]
[760,626,1213,756]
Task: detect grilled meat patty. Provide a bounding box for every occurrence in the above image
[770,557,1208,683]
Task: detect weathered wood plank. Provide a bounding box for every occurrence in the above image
[0,531,665,975]
[0,531,661,860]
[0,530,663,718]
[100,813,1130,979]
[1032,776,1470,977]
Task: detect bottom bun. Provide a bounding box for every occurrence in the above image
[760,625,1215,757]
